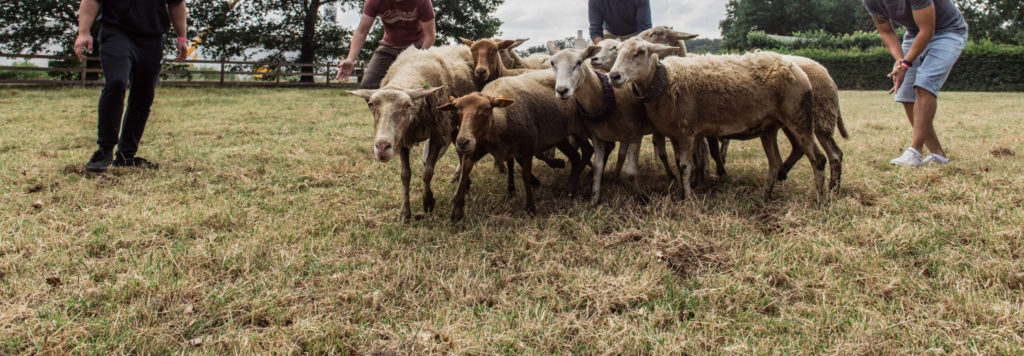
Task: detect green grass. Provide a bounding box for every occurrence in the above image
[1,86,1022,354]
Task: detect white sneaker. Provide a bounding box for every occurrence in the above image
[922,153,950,165]
[890,147,923,167]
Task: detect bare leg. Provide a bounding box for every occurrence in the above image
[590,140,608,205]
[909,88,946,157]
[399,147,413,221]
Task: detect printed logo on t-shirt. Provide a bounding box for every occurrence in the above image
[381,9,419,24]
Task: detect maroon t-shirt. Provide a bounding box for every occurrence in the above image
[364,0,435,46]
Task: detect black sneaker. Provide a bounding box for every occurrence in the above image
[113,154,160,169]
[85,149,114,173]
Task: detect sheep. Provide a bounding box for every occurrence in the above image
[347,45,477,221]
[550,46,677,204]
[608,38,827,201]
[588,38,621,72]
[637,25,698,57]
[462,37,569,177]
[496,38,552,70]
[776,55,848,191]
[439,70,593,221]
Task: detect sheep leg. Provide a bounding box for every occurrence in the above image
[759,130,783,202]
[506,159,516,197]
[719,138,730,166]
[625,139,649,204]
[421,136,445,214]
[517,156,536,214]
[590,140,609,205]
[613,142,627,180]
[671,136,696,200]
[450,151,485,222]
[536,149,566,169]
[399,147,413,222]
[494,158,506,174]
[784,126,828,202]
[652,133,676,182]
[555,139,584,198]
[815,131,844,193]
[691,138,710,190]
[777,128,803,182]
[707,136,727,178]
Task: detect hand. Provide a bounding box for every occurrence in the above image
[175,38,188,62]
[74,33,93,62]
[336,59,355,82]
[887,59,908,94]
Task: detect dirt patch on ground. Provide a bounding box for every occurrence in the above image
[61,163,84,175]
[654,237,731,279]
[990,147,1016,157]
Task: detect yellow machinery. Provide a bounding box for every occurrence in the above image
[186,0,245,60]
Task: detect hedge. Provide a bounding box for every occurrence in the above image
[749,36,1024,91]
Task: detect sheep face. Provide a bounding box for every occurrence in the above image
[608,38,679,87]
[589,39,620,71]
[460,37,517,82]
[348,87,444,162]
[551,46,602,100]
[437,92,514,154]
[637,26,698,45]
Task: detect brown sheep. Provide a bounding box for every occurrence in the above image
[608,38,827,201]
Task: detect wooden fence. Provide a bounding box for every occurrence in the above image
[0,53,363,87]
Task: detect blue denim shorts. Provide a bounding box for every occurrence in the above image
[896,32,967,103]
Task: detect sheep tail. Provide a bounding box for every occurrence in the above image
[835,113,849,139]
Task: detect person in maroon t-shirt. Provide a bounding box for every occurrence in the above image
[335,0,436,89]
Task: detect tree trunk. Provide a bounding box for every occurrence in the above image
[298,0,320,83]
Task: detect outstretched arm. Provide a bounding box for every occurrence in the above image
[337,14,376,82]
[74,0,101,62]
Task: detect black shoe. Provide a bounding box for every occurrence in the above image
[113,154,160,169]
[86,149,113,173]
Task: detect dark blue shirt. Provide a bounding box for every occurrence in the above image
[98,0,184,37]
[588,0,652,40]
[863,0,967,37]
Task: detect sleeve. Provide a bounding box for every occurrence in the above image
[862,0,882,15]
[418,0,436,22]
[635,0,652,32]
[363,0,379,17]
[909,0,934,10]
[588,0,604,40]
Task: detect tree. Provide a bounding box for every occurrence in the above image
[957,0,1024,44]
[720,0,874,49]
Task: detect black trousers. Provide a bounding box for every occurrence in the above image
[96,26,164,156]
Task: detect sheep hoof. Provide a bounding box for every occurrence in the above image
[450,211,464,222]
[776,171,788,182]
[529,175,541,187]
[507,187,516,197]
[423,195,436,213]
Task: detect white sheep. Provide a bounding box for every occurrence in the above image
[608,38,827,201]
[347,45,478,221]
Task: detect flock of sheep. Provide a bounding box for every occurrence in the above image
[348,26,848,222]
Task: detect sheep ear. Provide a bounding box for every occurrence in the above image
[405,86,444,101]
[347,89,375,100]
[649,43,680,58]
[437,101,457,111]
[459,37,475,46]
[670,31,699,41]
[582,45,601,60]
[497,40,518,50]
[491,96,515,108]
[511,38,529,48]
[546,41,561,55]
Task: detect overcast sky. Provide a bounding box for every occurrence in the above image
[338,0,730,49]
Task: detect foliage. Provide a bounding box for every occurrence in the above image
[0,61,47,80]
[720,0,875,49]
[684,38,724,54]
[957,0,1024,45]
[745,30,895,51]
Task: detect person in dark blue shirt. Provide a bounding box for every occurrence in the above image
[588,0,652,43]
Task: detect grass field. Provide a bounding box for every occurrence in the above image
[1,86,1022,354]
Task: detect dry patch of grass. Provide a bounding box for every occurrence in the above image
[1,86,1023,354]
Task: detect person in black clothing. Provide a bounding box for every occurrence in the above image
[75,0,189,172]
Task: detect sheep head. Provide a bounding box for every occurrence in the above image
[437,92,514,154]
[551,46,602,100]
[589,39,620,71]
[347,86,444,162]
[638,26,699,45]
[460,37,517,83]
[608,38,679,87]
[495,38,528,69]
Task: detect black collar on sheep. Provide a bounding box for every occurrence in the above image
[630,63,668,103]
[575,70,617,121]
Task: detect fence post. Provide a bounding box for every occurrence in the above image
[276,62,282,86]
[220,59,225,86]
[324,64,330,87]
